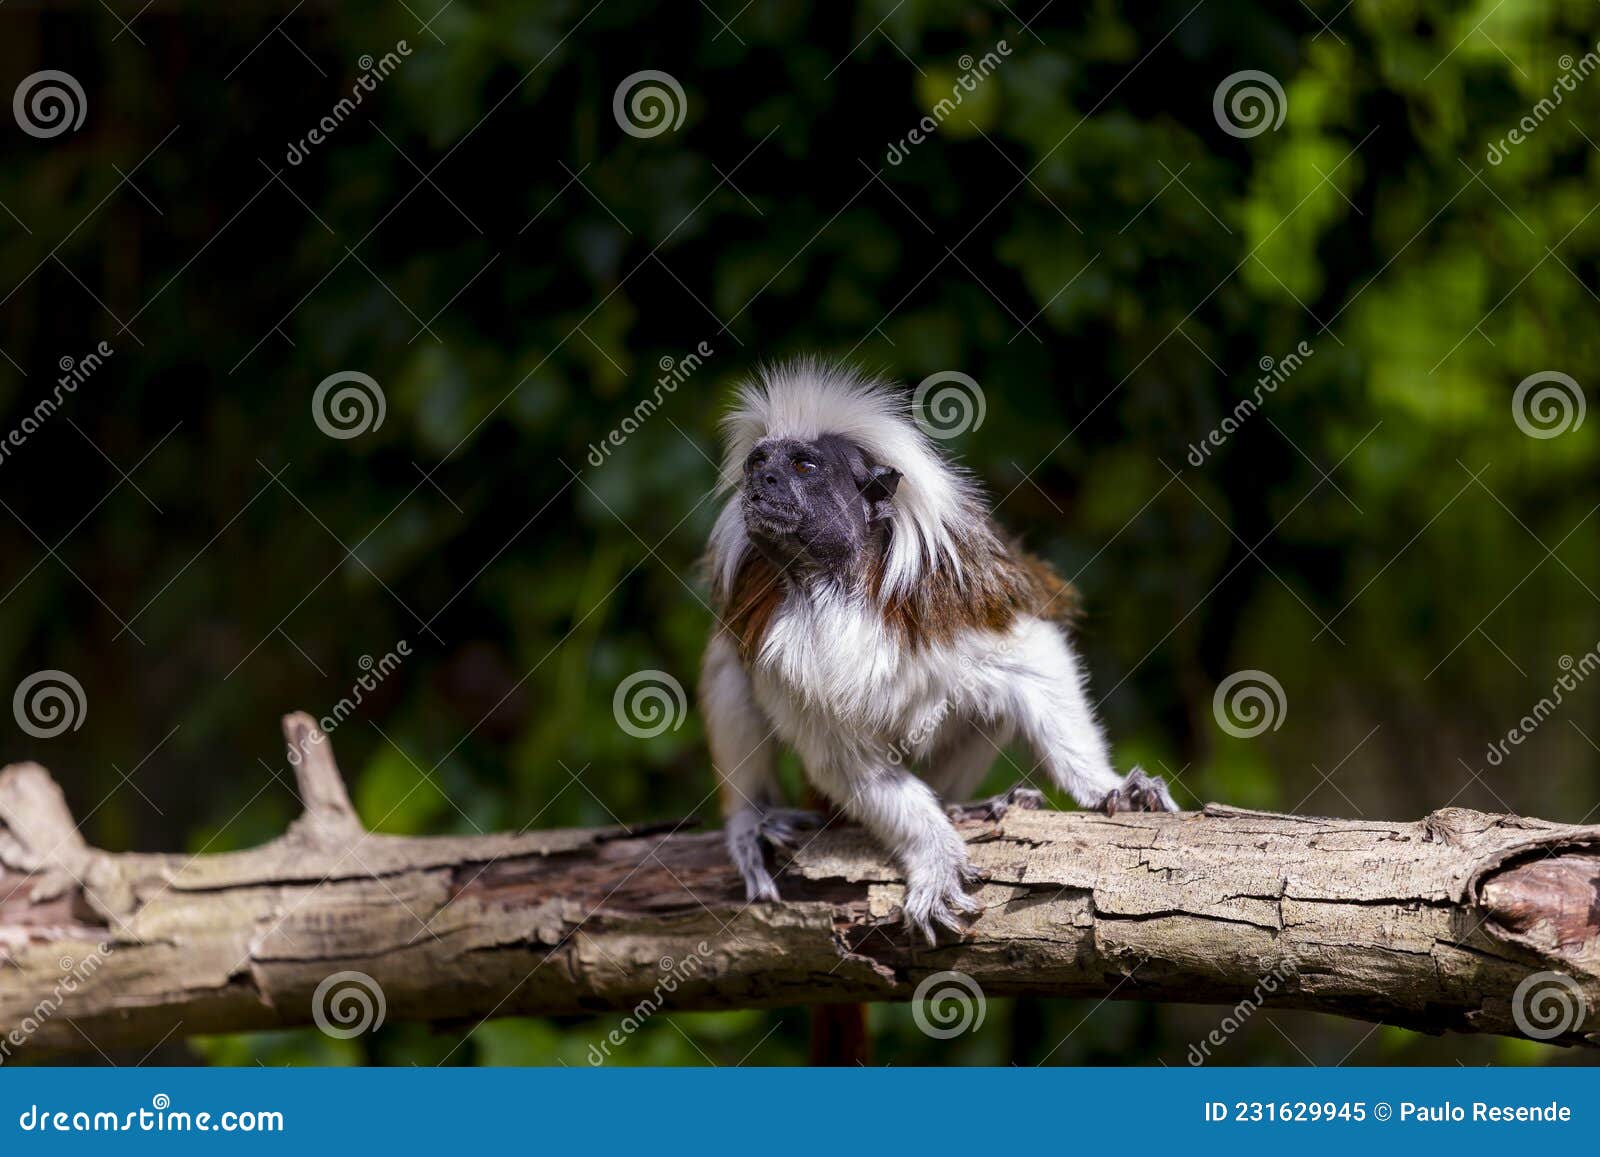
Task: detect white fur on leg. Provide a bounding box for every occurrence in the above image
[1002,617,1126,808]
[816,761,979,943]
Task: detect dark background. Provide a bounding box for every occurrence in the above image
[2,0,1597,1065]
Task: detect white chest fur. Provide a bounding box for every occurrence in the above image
[746,587,1018,764]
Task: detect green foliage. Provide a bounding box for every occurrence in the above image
[2,0,1597,1066]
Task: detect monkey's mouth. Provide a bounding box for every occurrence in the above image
[742,493,802,538]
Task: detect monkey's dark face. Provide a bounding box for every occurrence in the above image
[741,434,900,573]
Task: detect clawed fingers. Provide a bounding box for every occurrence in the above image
[902,878,983,944]
[759,806,824,850]
[1101,768,1179,815]
[947,782,1050,823]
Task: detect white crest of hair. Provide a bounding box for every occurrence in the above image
[709,359,987,600]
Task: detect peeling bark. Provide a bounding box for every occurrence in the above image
[0,714,1597,1057]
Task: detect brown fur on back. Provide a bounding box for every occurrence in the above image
[874,523,1078,649]
[1016,547,1081,625]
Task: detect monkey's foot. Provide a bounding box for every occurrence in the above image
[1099,766,1179,815]
[946,783,1048,823]
[758,806,824,851]
[901,871,983,946]
[728,807,827,905]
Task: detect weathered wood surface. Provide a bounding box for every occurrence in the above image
[1,713,1597,1055]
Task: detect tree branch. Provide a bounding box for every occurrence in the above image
[1,713,1597,1056]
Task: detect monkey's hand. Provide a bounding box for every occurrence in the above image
[899,843,983,945]
[1098,766,1179,815]
[726,806,824,903]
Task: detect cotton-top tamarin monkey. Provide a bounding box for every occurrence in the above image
[700,363,1176,943]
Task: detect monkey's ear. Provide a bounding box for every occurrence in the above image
[860,465,901,522]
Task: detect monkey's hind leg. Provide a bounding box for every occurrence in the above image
[927,724,1043,822]
[946,783,1047,823]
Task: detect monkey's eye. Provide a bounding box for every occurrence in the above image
[793,459,818,475]
[746,449,768,470]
